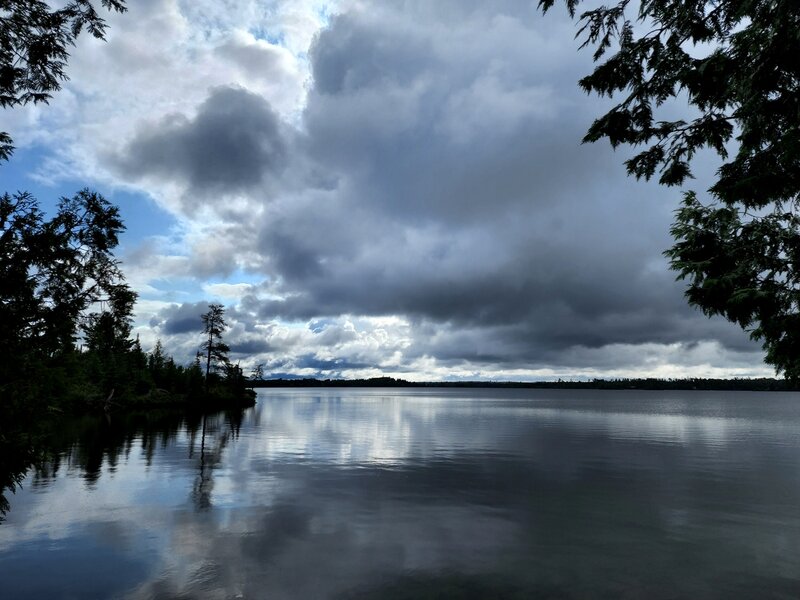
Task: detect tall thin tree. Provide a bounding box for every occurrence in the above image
[200,303,230,395]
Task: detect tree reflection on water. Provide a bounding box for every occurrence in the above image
[192,410,243,511]
[0,408,247,521]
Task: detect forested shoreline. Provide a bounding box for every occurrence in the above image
[0,191,254,412]
[0,190,254,519]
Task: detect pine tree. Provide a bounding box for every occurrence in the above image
[200,304,230,395]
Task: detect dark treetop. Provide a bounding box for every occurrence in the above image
[0,0,127,160]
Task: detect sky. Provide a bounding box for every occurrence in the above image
[0,0,772,380]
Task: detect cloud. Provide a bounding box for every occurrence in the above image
[6,0,770,378]
[114,86,289,199]
[203,282,255,300]
[150,301,208,335]
[214,32,299,90]
[5,0,316,192]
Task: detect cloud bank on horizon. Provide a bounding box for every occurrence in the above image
[0,0,770,380]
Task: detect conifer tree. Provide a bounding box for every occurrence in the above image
[200,304,230,394]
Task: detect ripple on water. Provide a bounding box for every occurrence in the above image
[1,389,800,599]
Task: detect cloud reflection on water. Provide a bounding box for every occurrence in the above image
[1,389,800,599]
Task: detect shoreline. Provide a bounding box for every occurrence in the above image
[249,377,799,392]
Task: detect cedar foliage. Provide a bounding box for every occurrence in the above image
[0,0,127,160]
[541,0,800,377]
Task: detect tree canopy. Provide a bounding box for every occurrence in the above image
[0,189,130,361]
[1,0,127,160]
[541,0,800,377]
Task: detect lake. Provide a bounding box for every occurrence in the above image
[1,388,800,599]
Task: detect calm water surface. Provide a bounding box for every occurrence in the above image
[2,388,800,599]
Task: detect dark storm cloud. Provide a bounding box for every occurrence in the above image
[248,0,762,370]
[310,12,435,96]
[228,338,273,355]
[294,355,373,373]
[115,85,288,196]
[128,0,764,374]
[303,7,597,223]
[150,301,208,335]
[247,219,753,355]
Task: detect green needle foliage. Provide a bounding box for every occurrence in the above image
[541,0,800,378]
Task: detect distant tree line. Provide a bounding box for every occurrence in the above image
[252,377,800,392]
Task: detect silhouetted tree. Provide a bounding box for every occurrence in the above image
[0,189,130,403]
[83,284,137,353]
[148,339,167,384]
[186,353,205,398]
[251,363,265,381]
[541,0,800,378]
[200,303,230,394]
[0,0,127,161]
[1,187,135,516]
[82,283,138,397]
[1,190,127,356]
